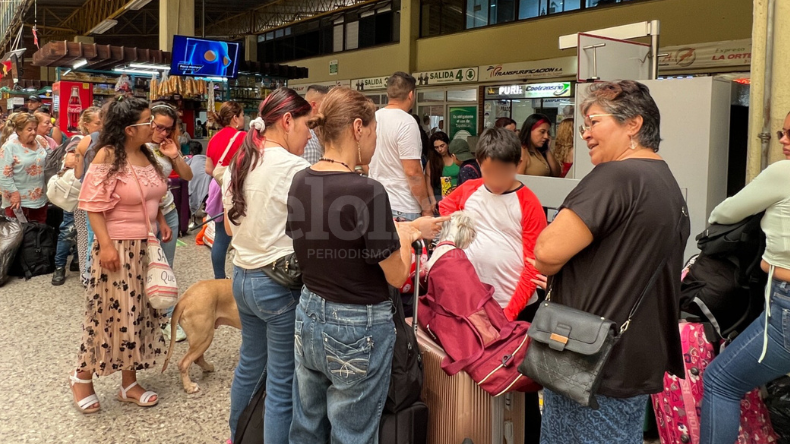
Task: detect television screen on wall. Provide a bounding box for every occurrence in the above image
[170,35,240,78]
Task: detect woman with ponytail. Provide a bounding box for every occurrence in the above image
[205,101,245,279]
[221,88,312,442]
[287,87,422,443]
[69,97,170,414]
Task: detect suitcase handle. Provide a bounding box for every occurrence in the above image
[411,239,423,336]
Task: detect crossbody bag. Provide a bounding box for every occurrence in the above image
[212,131,241,186]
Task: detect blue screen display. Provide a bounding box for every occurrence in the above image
[170,35,240,78]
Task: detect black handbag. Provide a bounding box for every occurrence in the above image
[519,211,684,409]
[261,253,303,290]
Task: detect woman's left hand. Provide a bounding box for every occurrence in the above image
[159,222,172,243]
[531,273,548,290]
[159,138,180,160]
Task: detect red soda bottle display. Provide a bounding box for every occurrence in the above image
[67,86,82,132]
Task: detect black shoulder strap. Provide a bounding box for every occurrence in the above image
[620,205,688,335]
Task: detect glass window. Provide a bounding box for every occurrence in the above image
[443,0,465,33]
[359,15,376,48]
[421,1,442,36]
[333,24,344,52]
[586,0,620,6]
[447,88,477,102]
[346,21,359,50]
[466,0,489,29]
[491,0,516,25]
[518,0,546,19]
[275,29,284,38]
[418,90,446,102]
[375,11,394,44]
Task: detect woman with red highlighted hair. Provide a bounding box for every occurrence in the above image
[518,113,561,177]
[221,88,312,443]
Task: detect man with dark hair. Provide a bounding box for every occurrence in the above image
[370,72,431,220]
[301,85,330,164]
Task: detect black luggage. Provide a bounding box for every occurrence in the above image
[233,381,265,444]
[385,240,426,413]
[0,216,24,286]
[8,222,56,279]
[379,401,429,444]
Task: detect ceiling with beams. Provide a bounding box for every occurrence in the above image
[20,0,280,49]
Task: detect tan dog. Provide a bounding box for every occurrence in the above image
[162,279,241,393]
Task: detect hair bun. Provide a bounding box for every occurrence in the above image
[309,113,326,129]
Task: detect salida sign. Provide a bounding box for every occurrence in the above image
[353,76,389,91]
[413,67,478,86]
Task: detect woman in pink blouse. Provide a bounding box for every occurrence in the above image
[69,97,171,414]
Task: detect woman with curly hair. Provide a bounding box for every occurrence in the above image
[0,112,48,223]
[69,97,171,414]
[553,118,575,178]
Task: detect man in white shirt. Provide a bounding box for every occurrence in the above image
[370,72,432,221]
[302,85,330,165]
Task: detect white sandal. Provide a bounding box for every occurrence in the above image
[117,381,158,407]
[69,371,100,414]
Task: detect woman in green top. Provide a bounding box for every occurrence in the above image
[426,132,461,211]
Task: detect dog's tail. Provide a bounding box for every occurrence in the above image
[161,290,188,373]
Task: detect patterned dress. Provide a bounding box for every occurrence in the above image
[76,163,168,376]
[0,137,48,209]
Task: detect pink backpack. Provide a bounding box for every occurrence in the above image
[651,322,777,443]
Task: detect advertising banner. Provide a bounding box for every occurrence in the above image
[479,57,577,82]
[448,106,478,141]
[659,39,751,71]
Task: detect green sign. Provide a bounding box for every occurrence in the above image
[329,59,338,75]
[448,106,478,141]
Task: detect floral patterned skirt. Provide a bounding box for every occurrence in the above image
[76,239,167,376]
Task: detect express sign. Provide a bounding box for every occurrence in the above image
[413,67,479,86]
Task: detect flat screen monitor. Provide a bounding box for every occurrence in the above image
[170,35,240,79]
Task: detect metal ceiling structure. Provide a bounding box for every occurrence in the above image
[201,0,375,38]
[2,0,375,53]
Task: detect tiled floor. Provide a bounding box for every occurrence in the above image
[0,234,240,443]
[0,232,667,444]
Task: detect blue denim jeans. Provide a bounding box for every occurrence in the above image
[229,266,300,444]
[54,211,76,268]
[700,278,790,443]
[156,209,179,318]
[212,217,232,279]
[289,289,396,444]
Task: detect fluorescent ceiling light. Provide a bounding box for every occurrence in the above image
[89,19,118,35]
[73,59,88,69]
[203,76,228,82]
[125,0,153,10]
[113,68,159,76]
[129,63,169,71]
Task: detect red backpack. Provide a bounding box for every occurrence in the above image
[418,247,540,396]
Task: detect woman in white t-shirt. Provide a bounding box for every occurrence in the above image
[221,88,312,443]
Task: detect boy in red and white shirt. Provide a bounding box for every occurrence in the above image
[439,128,547,321]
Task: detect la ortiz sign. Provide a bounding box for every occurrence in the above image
[413,67,479,86]
[353,76,389,91]
[659,39,751,70]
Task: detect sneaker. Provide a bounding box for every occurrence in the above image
[69,258,80,272]
[162,322,172,342]
[52,267,66,286]
[162,322,188,342]
[175,324,187,342]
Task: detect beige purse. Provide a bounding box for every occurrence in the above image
[212,131,242,186]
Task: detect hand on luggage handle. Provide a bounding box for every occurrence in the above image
[411,239,424,335]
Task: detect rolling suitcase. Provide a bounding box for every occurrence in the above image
[413,321,526,444]
[380,240,429,444]
[379,401,430,444]
[651,321,777,444]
